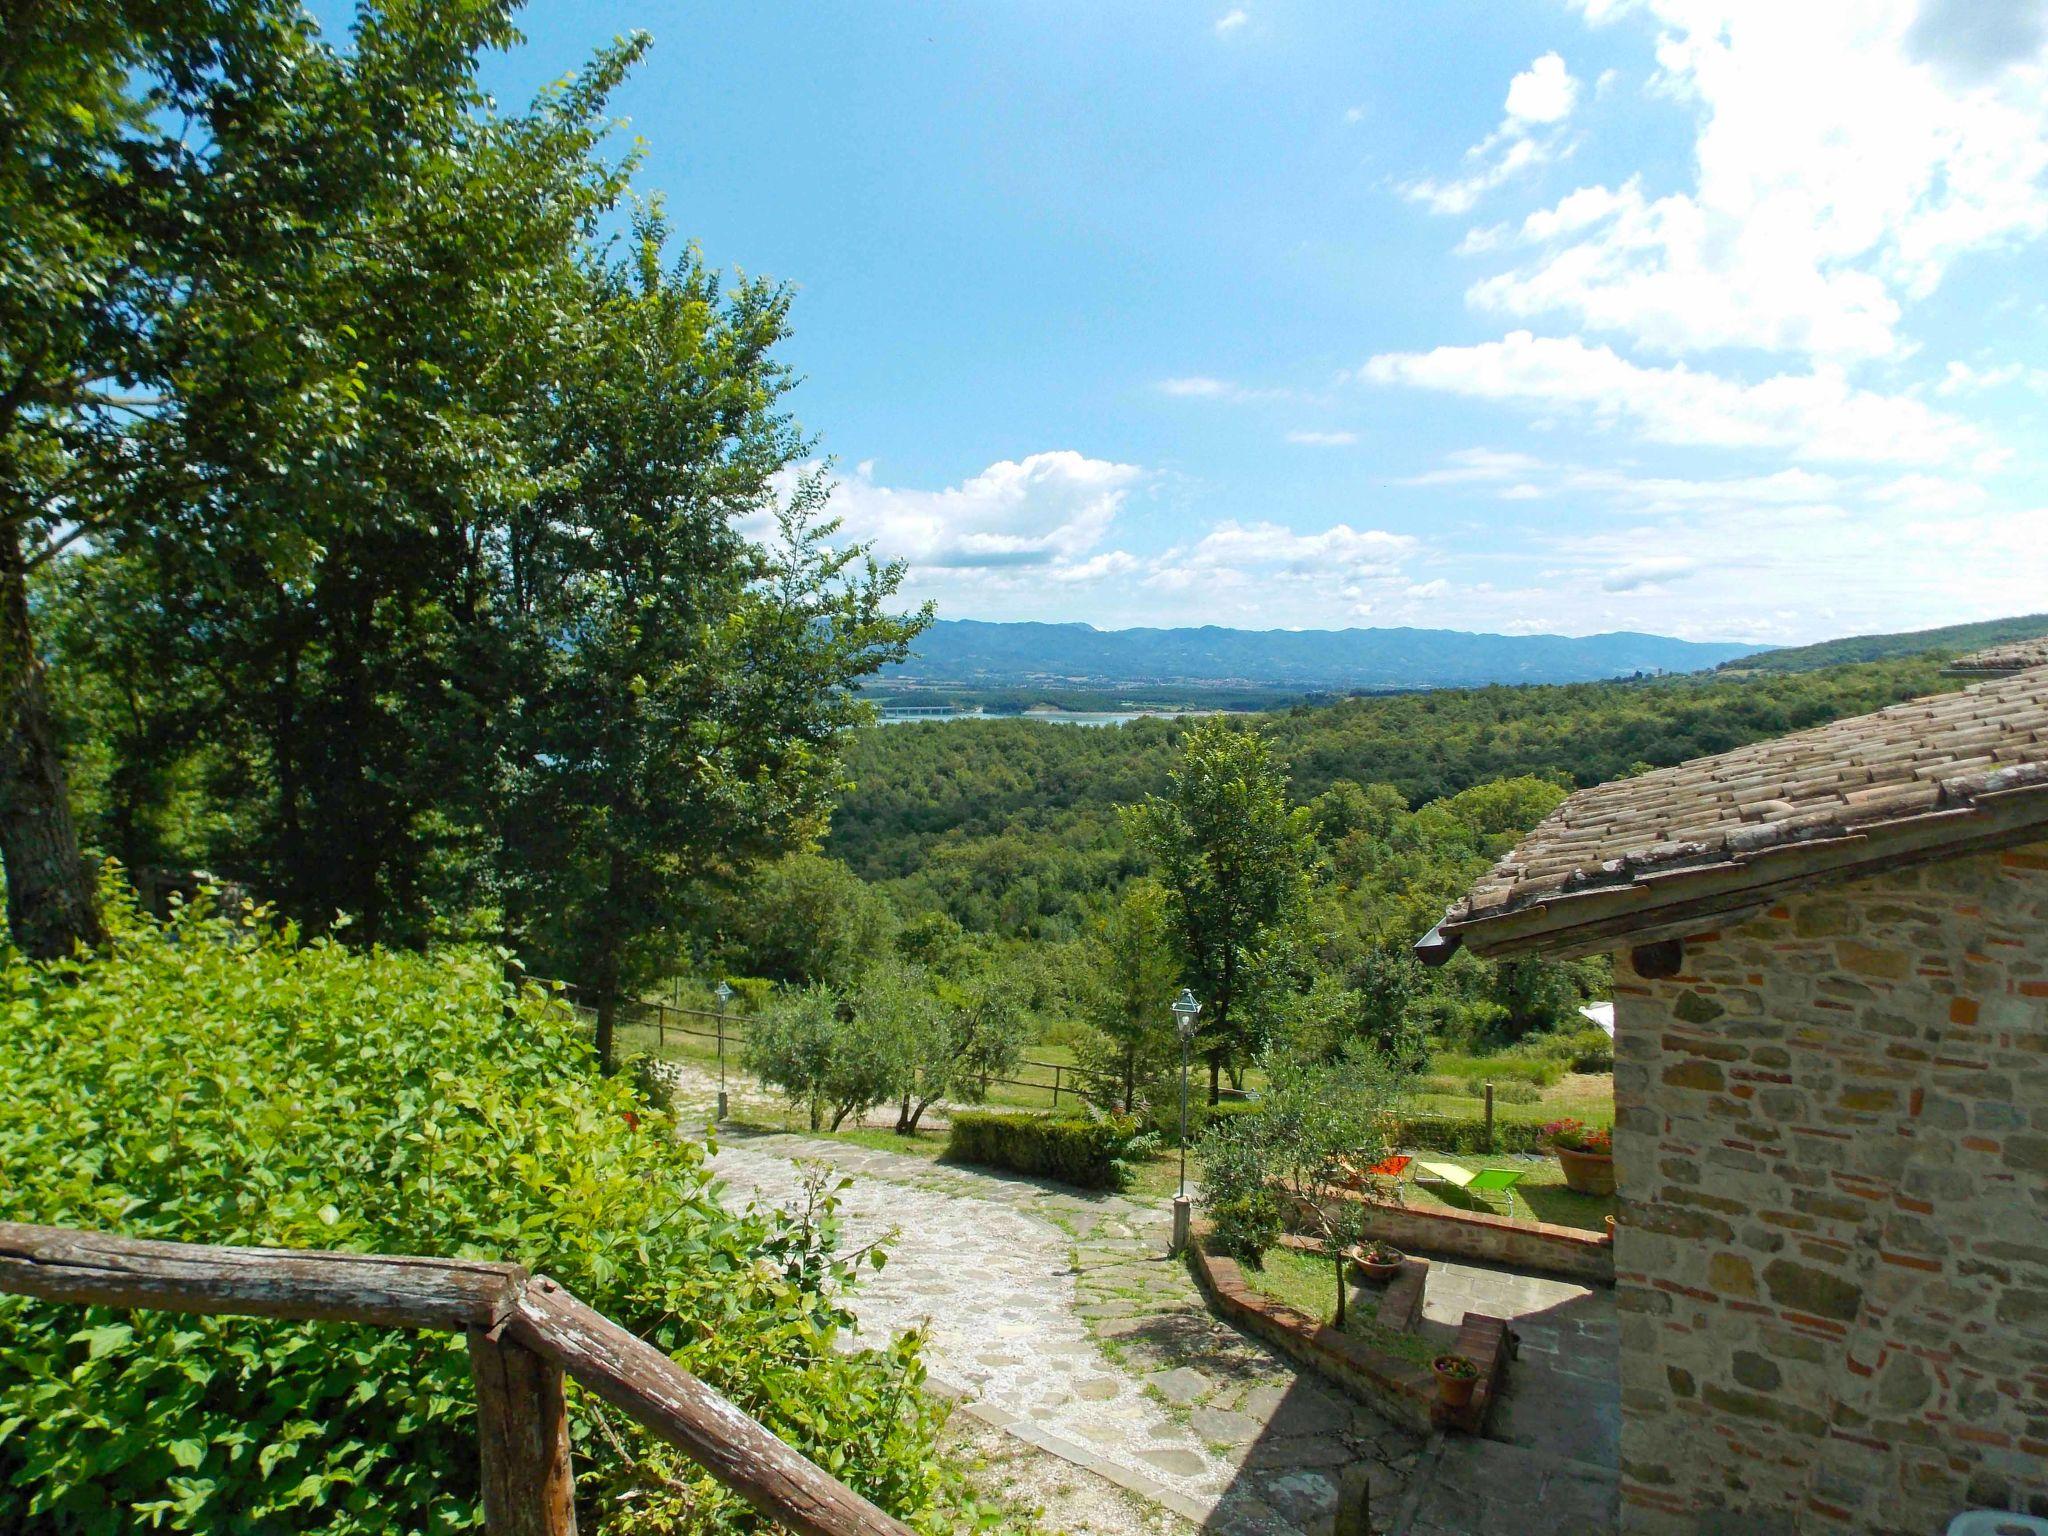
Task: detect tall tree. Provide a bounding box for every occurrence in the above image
[1074,878,1182,1114]
[500,217,928,1069]
[0,0,597,954]
[1127,719,1312,1103]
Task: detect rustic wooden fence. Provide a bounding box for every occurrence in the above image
[556,987,1128,1112]
[0,1222,913,1536]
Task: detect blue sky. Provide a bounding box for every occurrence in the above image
[400,2,2048,642]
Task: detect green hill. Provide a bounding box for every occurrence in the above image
[1715,613,2048,674]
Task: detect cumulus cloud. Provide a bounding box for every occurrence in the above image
[1484,1,2048,360]
[1362,330,1988,464]
[820,452,1142,575]
[1286,429,1359,446]
[1403,53,1581,215]
[1214,8,1248,36]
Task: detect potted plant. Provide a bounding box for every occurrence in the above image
[1353,1240,1405,1283]
[1432,1353,1480,1409]
[1544,1118,1616,1196]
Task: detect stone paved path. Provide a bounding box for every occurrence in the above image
[705,1125,1427,1532]
[658,1064,1617,1535]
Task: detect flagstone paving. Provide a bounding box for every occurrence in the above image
[703,1124,1428,1532]
[657,1065,1618,1535]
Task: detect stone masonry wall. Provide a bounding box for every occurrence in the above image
[1610,840,2048,1536]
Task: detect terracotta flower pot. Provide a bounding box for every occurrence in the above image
[1433,1355,1479,1409]
[1556,1145,1617,1196]
[1353,1247,1404,1283]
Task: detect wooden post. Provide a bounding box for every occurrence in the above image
[1051,1064,1061,1110]
[1483,1082,1495,1152]
[469,1327,577,1536]
[657,1001,665,1051]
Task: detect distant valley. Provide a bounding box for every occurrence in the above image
[871,619,1766,706]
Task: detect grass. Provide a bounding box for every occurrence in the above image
[1410,1069,1614,1129]
[1233,1243,1434,1363]
[1391,1150,1614,1232]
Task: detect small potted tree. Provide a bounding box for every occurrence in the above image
[1543,1117,1615,1196]
[1432,1353,1481,1409]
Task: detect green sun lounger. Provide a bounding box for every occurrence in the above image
[1415,1160,1526,1218]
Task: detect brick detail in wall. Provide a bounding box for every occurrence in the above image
[1610,839,2048,1536]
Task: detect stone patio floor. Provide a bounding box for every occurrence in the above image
[665,1069,1618,1535]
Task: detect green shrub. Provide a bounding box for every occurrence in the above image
[943,1110,1154,1190]
[1396,1115,1551,1155]
[0,893,1003,1535]
[1519,1025,1615,1074]
[1146,1094,1263,1147]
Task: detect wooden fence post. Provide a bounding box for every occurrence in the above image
[1483,1083,1495,1153]
[469,1327,577,1536]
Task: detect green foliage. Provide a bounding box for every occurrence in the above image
[716,854,898,989]
[0,892,995,1534]
[1717,614,2048,674]
[942,1112,1155,1191]
[1069,879,1182,1115]
[1396,1116,1551,1155]
[1126,719,1313,1096]
[743,983,894,1133]
[865,955,1031,1135]
[1197,1043,1410,1282]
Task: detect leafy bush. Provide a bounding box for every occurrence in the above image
[1519,1026,1615,1074]
[0,894,1002,1535]
[943,1110,1154,1191]
[1396,1115,1551,1155]
[1146,1093,1263,1147]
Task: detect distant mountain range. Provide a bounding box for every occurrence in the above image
[877,619,1766,694]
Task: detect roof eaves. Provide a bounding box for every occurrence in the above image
[1434,769,2048,961]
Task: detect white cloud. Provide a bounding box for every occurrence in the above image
[1344,105,1367,124]
[1505,52,1579,125]
[1363,330,1988,464]
[1159,375,1236,398]
[1398,447,1551,485]
[820,451,1142,574]
[1935,358,2048,396]
[1404,53,1581,215]
[1486,1,2048,360]
[1214,8,1248,36]
[1286,429,1359,446]
[1144,521,1422,621]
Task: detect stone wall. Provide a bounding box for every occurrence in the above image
[1292,1184,1616,1284]
[1610,840,2048,1536]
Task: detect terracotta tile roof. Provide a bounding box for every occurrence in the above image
[1430,668,2048,958]
[1947,638,2048,676]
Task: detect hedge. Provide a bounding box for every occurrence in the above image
[944,1110,1150,1190]
[1397,1115,1551,1155]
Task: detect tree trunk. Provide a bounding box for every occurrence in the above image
[0,527,104,959]
[1333,1252,1347,1329]
[1207,1051,1221,1107]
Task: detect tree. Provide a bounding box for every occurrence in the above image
[1198,1042,1411,1327]
[1126,719,1312,1103]
[1072,879,1181,1114]
[0,0,586,956]
[859,953,1028,1136]
[720,853,896,989]
[743,983,894,1132]
[496,217,928,1071]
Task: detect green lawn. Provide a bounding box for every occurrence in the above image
[1390,1150,1614,1232]
[1231,1243,1434,1362]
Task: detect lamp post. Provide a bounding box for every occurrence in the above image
[1170,987,1201,1253]
[714,980,734,1122]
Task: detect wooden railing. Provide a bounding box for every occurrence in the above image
[0,1222,913,1536]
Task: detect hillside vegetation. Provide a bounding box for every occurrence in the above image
[0,894,993,1534]
[1715,613,2048,674]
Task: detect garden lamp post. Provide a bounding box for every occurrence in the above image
[714,981,734,1122]
[1170,987,1201,1253]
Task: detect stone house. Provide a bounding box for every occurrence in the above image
[1416,652,2048,1536]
